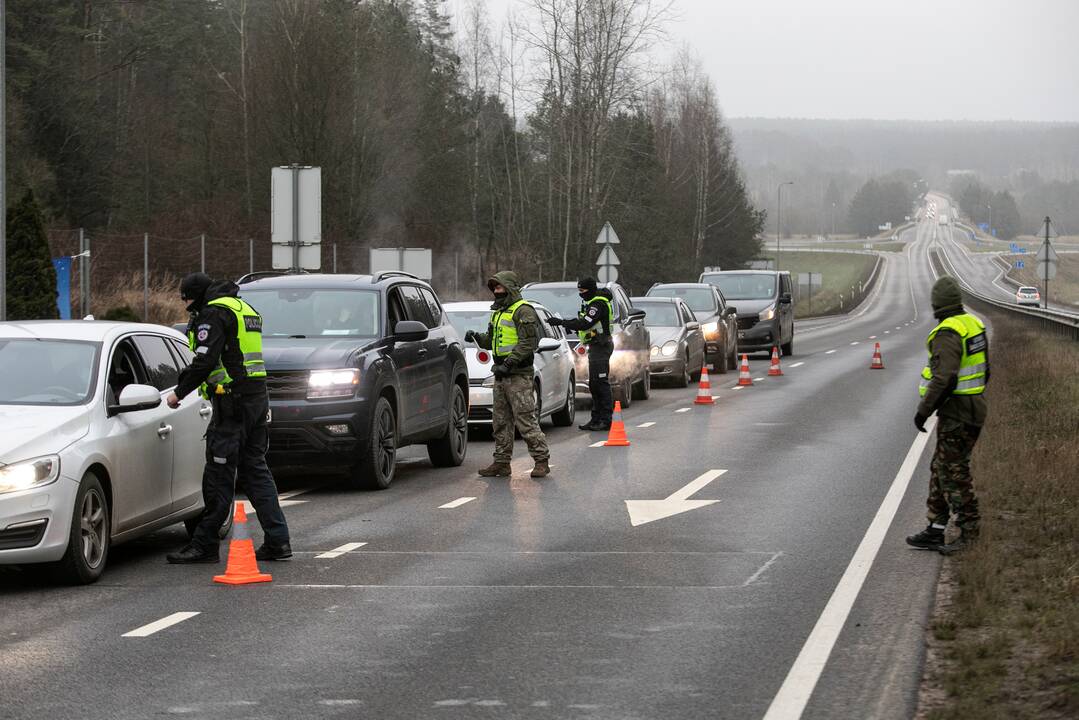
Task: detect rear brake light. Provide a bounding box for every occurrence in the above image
[575,345,587,356]
[477,350,491,364]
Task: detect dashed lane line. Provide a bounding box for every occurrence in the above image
[789,362,805,368]
[675,408,692,414]
[590,440,607,447]
[869,335,877,339]
[122,612,200,638]
[439,497,477,509]
[638,422,656,428]
[849,341,860,346]
[315,542,368,559]
[753,377,765,382]
[825,350,837,355]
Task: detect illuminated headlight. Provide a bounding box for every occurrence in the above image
[0,455,60,495]
[650,346,660,358]
[759,305,776,321]
[482,375,495,388]
[702,321,719,338]
[661,341,678,357]
[324,423,351,436]
[307,368,360,399]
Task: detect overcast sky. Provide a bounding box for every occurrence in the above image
[450,0,1079,122]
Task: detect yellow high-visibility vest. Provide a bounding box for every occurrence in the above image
[919,312,988,397]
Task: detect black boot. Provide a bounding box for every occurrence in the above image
[905,525,945,550]
[167,545,220,564]
[255,542,293,561]
[578,420,611,431]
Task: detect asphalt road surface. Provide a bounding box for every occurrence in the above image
[1,222,959,720]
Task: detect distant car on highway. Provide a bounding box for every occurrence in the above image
[444,301,576,428]
[631,296,705,387]
[521,281,651,407]
[645,282,738,372]
[238,271,470,490]
[700,270,795,355]
[1015,286,1040,306]
[0,320,227,584]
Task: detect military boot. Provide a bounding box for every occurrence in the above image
[530,460,550,478]
[478,462,512,477]
[938,529,978,556]
[905,525,945,550]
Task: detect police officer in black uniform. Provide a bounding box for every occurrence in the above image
[165,272,292,564]
[548,277,614,431]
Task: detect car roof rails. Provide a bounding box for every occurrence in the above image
[374,270,421,283]
[236,270,304,285]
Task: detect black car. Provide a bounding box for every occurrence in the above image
[645,282,738,372]
[700,270,795,355]
[520,281,651,407]
[236,271,470,490]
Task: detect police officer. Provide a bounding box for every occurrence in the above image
[465,271,550,479]
[906,276,988,555]
[165,272,292,564]
[547,277,614,431]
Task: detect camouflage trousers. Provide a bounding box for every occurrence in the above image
[927,418,981,532]
[492,374,549,464]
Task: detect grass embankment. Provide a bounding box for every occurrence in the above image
[1003,254,1079,308]
[79,272,187,326]
[773,250,879,318]
[918,314,1079,719]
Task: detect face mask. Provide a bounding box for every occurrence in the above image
[493,290,508,299]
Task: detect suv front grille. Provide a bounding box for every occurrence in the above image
[266,370,310,401]
[737,317,758,330]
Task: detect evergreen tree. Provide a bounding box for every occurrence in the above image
[6,189,59,320]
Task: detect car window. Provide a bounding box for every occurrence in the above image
[419,288,444,327]
[714,289,728,311]
[780,275,792,295]
[613,288,629,321]
[241,288,380,338]
[107,339,149,404]
[168,339,196,368]
[399,285,436,328]
[0,339,100,406]
[681,304,695,324]
[387,289,407,331]
[534,309,554,339]
[132,335,181,391]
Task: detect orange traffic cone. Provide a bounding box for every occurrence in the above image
[213,502,273,585]
[768,346,783,376]
[604,401,631,447]
[870,342,885,369]
[695,366,715,405]
[737,354,754,386]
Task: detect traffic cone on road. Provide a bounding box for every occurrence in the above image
[604,401,631,447]
[694,366,715,405]
[768,346,783,376]
[737,354,754,386]
[213,502,273,586]
[870,342,885,370]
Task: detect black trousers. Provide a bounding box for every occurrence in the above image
[588,342,614,423]
[191,390,290,550]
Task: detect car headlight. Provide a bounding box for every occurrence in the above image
[661,341,678,357]
[759,305,776,321]
[702,321,719,338]
[650,345,660,358]
[307,368,360,399]
[0,455,61,495]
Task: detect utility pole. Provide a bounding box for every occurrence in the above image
[0,0,6,321]
[776,181,793,270]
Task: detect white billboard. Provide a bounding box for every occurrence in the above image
[369,248,433,281]
[271,166,322,270]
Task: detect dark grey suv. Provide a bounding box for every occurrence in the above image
[236,271,469,490]
[700,270,794,355]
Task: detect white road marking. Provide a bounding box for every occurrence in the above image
[789,362,805,368]
[896,326,902,330]
[242,487,313,515]
[315,542,368,560]
[638,422,656,428]
[439,497,476,509]
[753,377,765,382]
[869,335,877,339]
[742,551,784,587]
[885,330,890,334]
[625,469,726,526]
[122,612,200,638]
[849,341,860,346]
[825,349,837,355]
[732,386,745,391]
[590,440,607,447]
[762,418,937,720]
[675,408,691,414]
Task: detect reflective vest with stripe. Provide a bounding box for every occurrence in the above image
[578,295,613,345]
[491,299,531,359]
[919,312,988,397]
[188,297,267,398]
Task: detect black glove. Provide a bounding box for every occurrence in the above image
[914,412,929,433]
[464,330,477,343]
[547,316,564,327]
[492,363,511,380]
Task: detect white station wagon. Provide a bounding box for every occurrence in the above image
[0,320,226,584]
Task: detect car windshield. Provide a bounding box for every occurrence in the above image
[521,288,581,320]
[446,310,491,337]
[0,339,100,405]
[704,274,777,300]
[648,287,716,312]
[242,289,381,338]
[635,303,681,328]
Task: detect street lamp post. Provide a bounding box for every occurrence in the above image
[776,181,794,270]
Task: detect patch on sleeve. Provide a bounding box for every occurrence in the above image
[966,332,987,355]
[197,329,209,342]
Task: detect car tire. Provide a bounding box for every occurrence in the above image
[428,383,468,468]
[184,501,235,541]
[352,396,397,490]
[781,336,794,357]
[51,472,110,585]
[675,355,690,388]
[728,336,738,371]
[617,378,632,409]
[551,375,576,426]
[632,366,651,400]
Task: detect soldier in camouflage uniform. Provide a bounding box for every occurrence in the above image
[465,271,551,478]
[906,276,989,555]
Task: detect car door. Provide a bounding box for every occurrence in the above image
[681,302,705,369]
[534,309,566,413]
[779,274,794,342]
[615,286,647,378]
[398,285,446,432]
[386,287,424,436]
[162,336,214,512]
[102,336,175,533]
[418,287,451,424]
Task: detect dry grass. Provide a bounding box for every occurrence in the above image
[90,272,188,326]
[1005,255,1079,308]
[918,313,1079,719]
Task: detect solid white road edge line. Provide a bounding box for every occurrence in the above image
[761,416,936,720]
[122,612,200,638]
[439,497,477,509]
[315,542,368,559]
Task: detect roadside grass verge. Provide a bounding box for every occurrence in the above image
[772,250,878,318]
[1003,254,1079,308]
[87,272,187,326]
[918,313,1079,719]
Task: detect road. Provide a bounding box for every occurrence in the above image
[1,223,954,720]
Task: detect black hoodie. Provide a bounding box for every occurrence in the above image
[176,280,264,397]
[560,287,614,340]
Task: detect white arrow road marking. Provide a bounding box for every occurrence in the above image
[123,612,200,638]
[625,469,726,527]
[316,542,368,559]
[242,487,313,515]
[439,497,476,509]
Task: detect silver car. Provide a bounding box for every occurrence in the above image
[631,297,706,387]
[0,321,228,584]
[444,301,576,427]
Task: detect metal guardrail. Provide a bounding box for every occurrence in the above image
[930,248,1079,341]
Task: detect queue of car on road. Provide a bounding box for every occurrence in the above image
[1,268,795,583]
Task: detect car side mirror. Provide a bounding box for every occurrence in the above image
[537,337,560,352]
[686,321,701,331]
[109,384,162,416]
[394,320,429,342]
[779,293,792,304]
[723,306,737,317]
[627,308,646,322]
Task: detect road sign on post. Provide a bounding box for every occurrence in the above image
[1038,216,1058,309]
[369,248,433,280]
[595,221,621,285]
[271,165,322,272]
[597,265,619,283]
